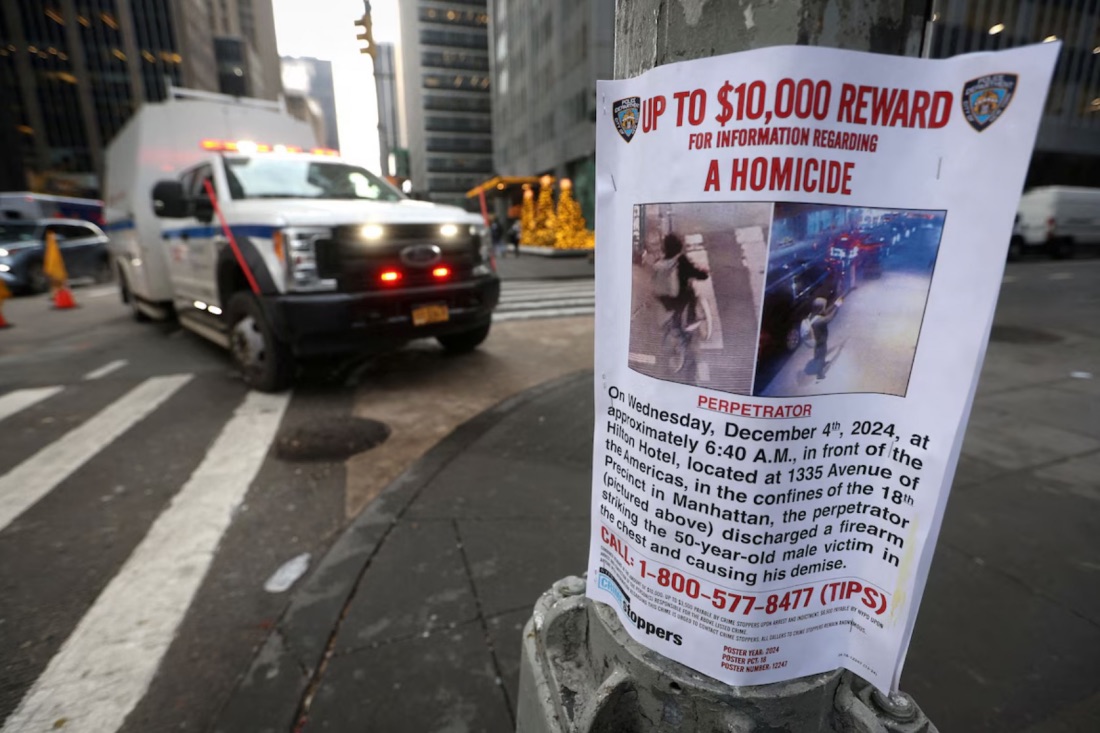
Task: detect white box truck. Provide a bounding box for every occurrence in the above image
[104,88,499,391]
[1010,186,1100,259]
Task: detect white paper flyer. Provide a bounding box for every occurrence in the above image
[587,43,1058,693]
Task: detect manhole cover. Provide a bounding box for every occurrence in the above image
[989,325,1062,345]
[276,417,390,461]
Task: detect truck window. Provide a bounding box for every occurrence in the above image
[223,157,403,202]
[188,164,218,200]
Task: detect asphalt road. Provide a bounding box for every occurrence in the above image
[0,276,594,733]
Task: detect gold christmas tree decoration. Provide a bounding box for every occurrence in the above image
[532,174,557,247]
[520,184,536,245]
[555,178,591,250]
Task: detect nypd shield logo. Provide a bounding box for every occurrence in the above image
[961,73,1017,132]
[613,97,641,142]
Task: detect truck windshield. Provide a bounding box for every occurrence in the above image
[0,222,40,244]
[224,157,403,202]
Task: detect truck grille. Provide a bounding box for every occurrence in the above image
[314,224,483,292]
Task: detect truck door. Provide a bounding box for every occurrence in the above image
[187,164,221,306]
[167,164,218,309]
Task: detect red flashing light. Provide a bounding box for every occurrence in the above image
[379,269,402,284]
[431,266,450,279]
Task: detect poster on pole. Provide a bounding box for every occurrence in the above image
[587,43,1058,693]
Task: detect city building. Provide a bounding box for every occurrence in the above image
[926,1,1100,187]
[281,56,340,150]
[0,0,281,196]
[209,0,281,101]
[396,0,493,208]
[487,0,614,224]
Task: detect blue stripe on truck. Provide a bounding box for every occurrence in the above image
[161,224,280,239]
[103,219,135,232]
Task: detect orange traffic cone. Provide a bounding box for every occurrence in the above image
[0,279,11,328]
[43,230,78,310]
[53,286,77,309]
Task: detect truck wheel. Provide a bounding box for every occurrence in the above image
[437,322,491,353]
[1007,236,1024,261]
[1051,237,1075,260]
[226,292,293,392]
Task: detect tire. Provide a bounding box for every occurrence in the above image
[226,292,294,392]
[436,322,491,353]
[1051,237,1075,260]
[1007,236,1024,261]
[785,325,801,352]
[93,256,113,284]
[25,260,48,295]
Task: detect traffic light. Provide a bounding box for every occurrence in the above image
[354,12,375,59]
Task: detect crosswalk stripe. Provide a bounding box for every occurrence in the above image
[500,283,593,295]
[0,375,191,534]
[497,296,596,311]
[0,387,63,423]
[494,306,595,322]
[494,280,595,322]
[1,390,290,733]
[499,290,594,304]
[83,359,128,381]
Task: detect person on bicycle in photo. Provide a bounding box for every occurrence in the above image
[654,233,709,333]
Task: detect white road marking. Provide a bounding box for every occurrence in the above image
[82,285,118,298]
[82,359,128,381]
[0,387,62,423]
[493,306,595,322]
[1,390,289,733]
[499,288,595,303]
[496,297,596,311]
[1048,272,1073,280]
[0,375,191,533]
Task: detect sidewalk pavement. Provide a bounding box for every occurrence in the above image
[213,316,1100,733]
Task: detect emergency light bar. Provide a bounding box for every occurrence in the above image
[199,139,338,156]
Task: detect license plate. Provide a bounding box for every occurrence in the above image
[412,303,449,326]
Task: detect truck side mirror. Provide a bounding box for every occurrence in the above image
[152,181,190,218]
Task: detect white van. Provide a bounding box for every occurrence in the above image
[1010,186,1100,259]
[104,88,499,391]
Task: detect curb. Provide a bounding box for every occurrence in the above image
[210,369,594,733]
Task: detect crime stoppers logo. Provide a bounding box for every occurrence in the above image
[961,73,1017,132]
[613,97,641,142]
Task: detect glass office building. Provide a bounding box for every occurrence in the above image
[397,0,493,208]
[0,0,279,196]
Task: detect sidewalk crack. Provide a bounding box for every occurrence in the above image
[453,518,517,728]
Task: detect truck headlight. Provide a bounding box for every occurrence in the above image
[281,227,337,292]
[472,224,495,275]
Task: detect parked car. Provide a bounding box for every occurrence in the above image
[0,218,112,294]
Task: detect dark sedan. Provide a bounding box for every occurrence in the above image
[0,219,112,294]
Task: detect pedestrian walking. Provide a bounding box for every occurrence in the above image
[508,219,521,256]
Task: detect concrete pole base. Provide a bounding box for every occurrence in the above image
[516,577,938,733]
